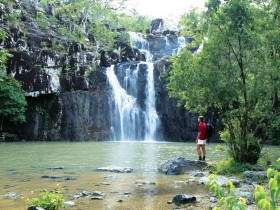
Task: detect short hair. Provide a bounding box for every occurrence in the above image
[199,116,204,122]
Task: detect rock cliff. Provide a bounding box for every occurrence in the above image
[1,1,218,141]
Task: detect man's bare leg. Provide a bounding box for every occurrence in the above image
[197,145,202,160]
[201,145,206,160]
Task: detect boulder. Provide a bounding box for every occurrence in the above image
[158,157,207,175]
[4,192,20,199]
[198,175,241,187]
[244,171,267,181]
[172,194,196,206]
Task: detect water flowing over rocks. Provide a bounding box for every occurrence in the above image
[158,157,208,175]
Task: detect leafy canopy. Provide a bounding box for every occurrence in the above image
[168,0,280,163]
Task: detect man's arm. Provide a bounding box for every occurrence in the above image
[196,132,201,143]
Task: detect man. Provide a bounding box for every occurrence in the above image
[196,116,207,161]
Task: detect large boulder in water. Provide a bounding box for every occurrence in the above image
[172,194,196,205]
[158,156,207,175]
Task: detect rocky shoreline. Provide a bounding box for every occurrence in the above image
[2,157,268,209]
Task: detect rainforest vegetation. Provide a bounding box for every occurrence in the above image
[168,0,280,163]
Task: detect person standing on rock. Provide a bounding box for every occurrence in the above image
[196,116,207,161]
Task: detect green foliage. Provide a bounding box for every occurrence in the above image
[85,65,97,79]
[215,144,224,151]
[168,0,279,164]
[0,45,27,131]
[254,158,280,210]
[0,75,27,131]
[90,22,116,51]
[267,114,280,145]
[0,49,12,75]
[4,9,21,27]
[206,175,246,210]
[36,12,49,32]
[212,158,254,176]
[106,12,151,33]
[27,189,64,210]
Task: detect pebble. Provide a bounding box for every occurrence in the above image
[91,196,103,200]
[64,201,75,207]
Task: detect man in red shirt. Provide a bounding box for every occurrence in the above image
[196,116,207,161]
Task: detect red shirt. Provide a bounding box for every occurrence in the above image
[198,122,207,140]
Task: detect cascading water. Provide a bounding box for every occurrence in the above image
[106,32,160,141]
[106,65,143,141]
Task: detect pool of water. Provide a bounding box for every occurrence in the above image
[0,141,277,210]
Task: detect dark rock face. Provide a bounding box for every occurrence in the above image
[148,19,164,34]
[158,157,208,175]
[172,194,196,205]
[154,59,199,141]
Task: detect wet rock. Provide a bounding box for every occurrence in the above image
[91,196,103,200]
[135,181,156,185]
[41,175,61,179]
[251,165,266,171]
[64,201,75,207]
[235,184,256,205]
[148,19,165,34]
[104,175,115,180]
[71,190,92,199]
[4,185,15,189]
[244,171,267,181]
[209,197,217,203]
[97,165,133,173]
[143,189,158,195]
[158,157,208,175]
[64,177,76,181]
[47,167,64,170]
[192,172,205,177]
[100,182,110,185]
[235,191,254,204]
[172,194,196,206]
[27,206,45,210]
[4,192,20,199]
[92,191,105,196]
[198,175,241,187]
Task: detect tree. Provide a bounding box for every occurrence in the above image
[168,0,279,163]
[0,75,27,132]
[0,29,27,132]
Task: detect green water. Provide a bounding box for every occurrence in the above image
[0,142,278,210]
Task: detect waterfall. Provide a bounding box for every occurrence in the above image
[172,36,186,55]
[106,65,143,141]
[106,32,160,141]
[144,62,159,141]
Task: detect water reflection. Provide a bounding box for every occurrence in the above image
[1,142,278,209]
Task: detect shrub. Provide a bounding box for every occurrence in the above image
[212,158,254,176]
[254,158,280,210]
[27,189,64,210]
[206,175,246,210]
